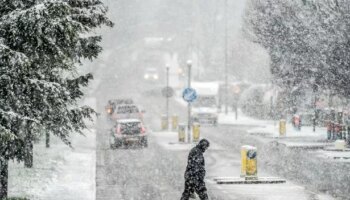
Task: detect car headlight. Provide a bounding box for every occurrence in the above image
[144,74,149,79]
[153,75,159,79]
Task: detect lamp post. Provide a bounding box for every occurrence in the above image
[313,84,318,132]
[311,77,318,132]
[224,0,228,115]
[187,60,192,143]
[166,64,170,128]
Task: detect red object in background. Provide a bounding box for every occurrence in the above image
[326,121,332,131]
[115,125,121,135]
[294,115,300,126]
[141,125,146,134]
[335,123,340,133]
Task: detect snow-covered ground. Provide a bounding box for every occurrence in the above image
[247,123,327,139]
[152,131,225,151]
[8,97,97,200]
[221,111,350,162]
[8,130,96,200]
[218,109,273,127]
[152,130,335,200]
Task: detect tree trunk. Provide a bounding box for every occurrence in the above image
[0,158,8,199]
[24,140,33,168]
[46,132,50,148]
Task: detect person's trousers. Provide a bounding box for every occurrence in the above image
[180,177,208,200]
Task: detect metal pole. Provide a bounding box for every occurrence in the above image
[313,93,317,132]
[224,0,228,115]
[46,132,50,148]
[235,103,238,120]
[187,60,192,143]
[166,65,170,130]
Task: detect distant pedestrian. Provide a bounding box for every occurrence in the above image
[180,139,210,200]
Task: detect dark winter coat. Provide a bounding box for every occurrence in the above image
[184,140,209,180]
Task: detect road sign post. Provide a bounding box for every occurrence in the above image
[162,65,173,132]
[182,87,197,142]
[187,60,192,143]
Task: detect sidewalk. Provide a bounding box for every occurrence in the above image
[8,97,97,200]
[218,109,273,127]
[220,111,350,162]
[220,111,329,142]
[8,130,96,200]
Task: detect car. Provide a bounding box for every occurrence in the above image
[191,82,219,126]
[109,119,148,148]
[105,98,134,117]
[143,67,159,81]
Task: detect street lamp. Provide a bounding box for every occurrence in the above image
[224,0,228,115]
[166,64,170,127]
[187,60,192,143]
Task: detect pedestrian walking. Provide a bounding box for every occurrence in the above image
[180,139,210,200]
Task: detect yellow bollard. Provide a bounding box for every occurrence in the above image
[172,115,178,130]
[161,115,168,131]
[240,146,247,177]
[246,147,257,179]
[192,123,200,142]
[178,124,186,143]
[279,119,286,136]
[241,145,258,180]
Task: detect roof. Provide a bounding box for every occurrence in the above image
[109,98,133,104]
[117,119,141,123]
[191,82,219,95]
[116,104,138,108]
[145,68,158,72]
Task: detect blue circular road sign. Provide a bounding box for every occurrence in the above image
[182,88,197,103]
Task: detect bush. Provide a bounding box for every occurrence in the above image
[239,85,270,119]
[3,198,29,200]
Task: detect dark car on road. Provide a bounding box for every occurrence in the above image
[143,67,159,82]
[109,119,148,148]
[105,98,134,116]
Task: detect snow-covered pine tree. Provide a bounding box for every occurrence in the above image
[0,0,113,198]
[0,40,33,198]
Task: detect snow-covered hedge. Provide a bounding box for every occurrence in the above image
[239,85,270,119]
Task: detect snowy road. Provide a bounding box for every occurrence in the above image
[94,90,336,199]
[90,54,341,199]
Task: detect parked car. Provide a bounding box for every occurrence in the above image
[109,119,148,148]
[191,82,219,126]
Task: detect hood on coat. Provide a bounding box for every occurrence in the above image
[197,139,210,152]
